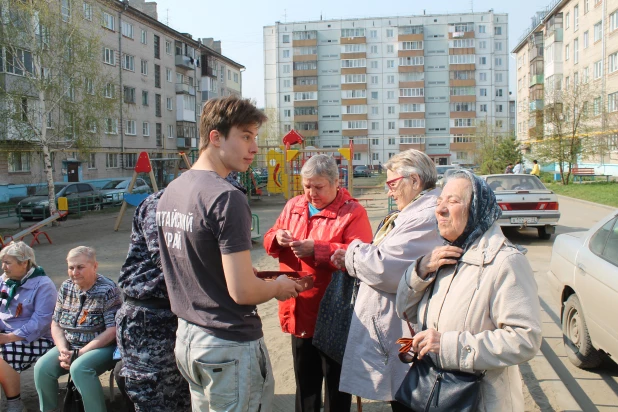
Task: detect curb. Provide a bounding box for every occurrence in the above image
[557,194,617,211]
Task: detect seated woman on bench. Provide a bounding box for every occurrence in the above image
[34,246,122,412]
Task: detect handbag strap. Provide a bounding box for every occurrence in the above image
[422,280,436,331]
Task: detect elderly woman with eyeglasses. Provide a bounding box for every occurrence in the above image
[395,170,542,411]
[0,242,57,412]
[34,246,122,412]
[331,149,443,411]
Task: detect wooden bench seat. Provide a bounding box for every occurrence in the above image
[571,168,610,183]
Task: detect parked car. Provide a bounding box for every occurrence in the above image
[353,165,371,178]
[100,178,152,205]
[547,210,618,368]
[436,165,462,187]
[481,174,560,239]
[15,182,103,220]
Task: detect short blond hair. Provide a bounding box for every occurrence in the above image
[0,241,36,268]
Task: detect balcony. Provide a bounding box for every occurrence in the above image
[175,83,196,95]
[545,28,563,44]
[175,55,194,70]
[529,99,544,112]
[529,46,543,61]
[177,137,197,149]
[530,74,544,87]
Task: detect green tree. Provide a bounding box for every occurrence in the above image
[474,121,520,174]
[0,0,118,215]
[495,137,522,171]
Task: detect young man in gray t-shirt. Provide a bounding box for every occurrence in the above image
[157,96,301,411]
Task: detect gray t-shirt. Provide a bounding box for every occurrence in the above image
[157,170,262,341]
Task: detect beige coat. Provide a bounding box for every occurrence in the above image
[396,223,542,411]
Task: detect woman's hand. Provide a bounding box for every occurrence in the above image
[290,239,315,258]
[58,348,73,370]
[276,229,295,247]
[331,249,346,269]
[412,329,441,359]
[418,246,463,279]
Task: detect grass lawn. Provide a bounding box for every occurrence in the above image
[545,182,618,208]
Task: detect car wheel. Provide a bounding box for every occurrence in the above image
[538,226,552,240]
[22,216,33,221]
[562,294,602,369]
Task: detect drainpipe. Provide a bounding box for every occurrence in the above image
[601,0,608,168]
[118,0,129,168]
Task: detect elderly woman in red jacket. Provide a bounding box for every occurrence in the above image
[264,154,373,412]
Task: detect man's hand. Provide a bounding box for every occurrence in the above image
[276,230,295,247]
[417,246,463,279]
[274,275,303,301]
[331,249,346,270]
[290,239,314,258]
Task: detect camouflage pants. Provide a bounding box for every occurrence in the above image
[116,303,191,412]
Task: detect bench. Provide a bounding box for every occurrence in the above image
[571,168,611,183]
[354,185,384,195]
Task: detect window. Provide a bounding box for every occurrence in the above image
[496,89,503,97]
[166,68,172,82]
[85,78,94,95]
[166,97,173,110]
[480,104,487,112]
[480,88,487,96]
[610,52,618,73]
[399,56,424,66]
[589,217,618,265]
[594,21,602,42]
[141,29,147,44]
[584,30,589,48]
[371,139,379,146]
[284,95,290,102]
[574,38,579,63]
[387,75,395,84]
[87,153,96,169]
[155,94,161,117]
[574,5,579,30]
[399,88,424,97]
[585,0,590,13]
[121,21,134,39]
[142,90,149,106]
[495,73,503,82]
[370,75,378,84]
[478,25,486,33]
[154,35,160,59]
[594,60,603,79]
[479,72,487,81]
[284,109,291,118]
[165,40,172,55]
[8,152,30,172]
[479,40,487,49]
[611,11,618,32]
[388,121,396,130]
[386,29,394,38]
[496,104,503,113]
[495,41,502,51]
[403,119,426,128]
[371,91,378,99]
[609,92,618,112]
[123,86,135,103]
[168,125,174,138]
[449,55,475,64]
[154,64,161,88]
[494,26,502,35]
[565,44,570,60]
[103,47,115,65]
[371,121,379,130]
[141,59,148,75]
[401,104,425,112]
[388,106,396,114]
[565,76,570,89]
[102,12,115,31]
[402,41,423,50]
[104,118,118,134]
[143,122,150,136]
[83,2,93,21]
[126,120,136,135]
[341,28,365,37]
[353,153,361,161]
[341,59,366,68]
[387,45,394,53]
[104,83,115,98]
[106,153,119,168]
[283,65,291,73]
[479,57,487,65]
[122,54,135,71]
[594,96,602,115]
[371,106,379,115]
[566,12,570,29]
[283,49,290,58]
[370,45,378,54]
[496,120,503,128]
[584,66,590,83]
[495,57,503,66]
[283,79,291,87]
[282,34,289,43]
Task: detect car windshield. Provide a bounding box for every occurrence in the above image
[436,166,457,174]
[102,180,124,189]
[34,185,66,196]
[486,175,548,191]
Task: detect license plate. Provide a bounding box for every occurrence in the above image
[511,217,538,224]
[20,208,31,213]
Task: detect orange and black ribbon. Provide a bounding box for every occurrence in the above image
[15,303,23,317]
[78,310,89,325]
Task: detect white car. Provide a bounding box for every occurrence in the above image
[481,174,560,239]
[547,210,618,368]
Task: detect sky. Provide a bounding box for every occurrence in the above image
[150,0,547,107]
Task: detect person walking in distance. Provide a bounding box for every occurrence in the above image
[157,96,302,411]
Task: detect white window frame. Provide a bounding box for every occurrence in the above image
[143,122,150,136]
[126,120,136,135]
[102,12,115,31]
[103,47,115,65]
[141,29,147,44]
[122,54,135,71]
[166,97,173,110]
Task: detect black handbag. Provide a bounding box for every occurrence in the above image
[395,281,484,412]
[63,350,85,412]
[312,270,358,364]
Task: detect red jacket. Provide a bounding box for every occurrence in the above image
[263,188,373,338]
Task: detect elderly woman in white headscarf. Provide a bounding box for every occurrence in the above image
[0,241,56,412]
[396,170,542,411]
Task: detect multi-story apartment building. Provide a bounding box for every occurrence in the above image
[264,12,509,167]
[0,0,243,186]
[513,0,618,175]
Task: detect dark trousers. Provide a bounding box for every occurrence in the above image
[291,335,352,412]
[390,400,414,412]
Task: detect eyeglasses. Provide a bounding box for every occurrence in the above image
[385,176,406,193]
[397,312,418,364]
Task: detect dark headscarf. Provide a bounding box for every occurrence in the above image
[441,169,502,252]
